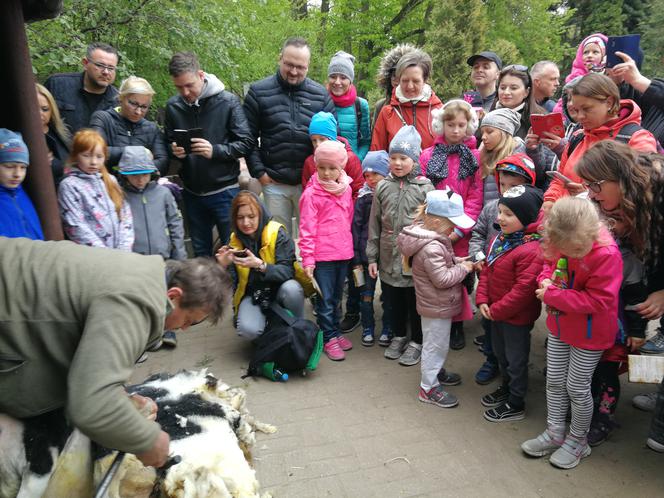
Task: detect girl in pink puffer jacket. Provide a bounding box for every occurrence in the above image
[397,188,476,409]
[299,140,355,361]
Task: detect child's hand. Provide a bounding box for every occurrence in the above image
[215,245,233,267]
[535,287,547,301]
[626,337,646,352]
[479,303,492,320]
[637,289,664,320]
[461,261,475,272]
[540,278,553,289]
[525,128,540,150]
[474,261,486,272]
[304,266,315,280]
[368,263,378,279]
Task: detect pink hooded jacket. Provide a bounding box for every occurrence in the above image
[538,231,623,350]
[419,135,483,256]
[298,174,354,268]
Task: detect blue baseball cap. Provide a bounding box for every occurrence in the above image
[425,188,475,229]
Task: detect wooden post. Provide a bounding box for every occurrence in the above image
[0,0,63,240]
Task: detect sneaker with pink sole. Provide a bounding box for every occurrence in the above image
[324,337,345,361]
[337,335,353,351]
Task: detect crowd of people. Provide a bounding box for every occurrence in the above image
[2,32,664,471]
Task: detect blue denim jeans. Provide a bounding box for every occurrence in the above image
[183,187,239,256]
[345,266,361,315]
[314,260,349,342]
[357,267,377,330]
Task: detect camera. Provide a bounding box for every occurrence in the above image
[252,288,272,312]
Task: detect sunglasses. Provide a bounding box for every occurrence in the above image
[582,179,606,193]
[501,65,532,86]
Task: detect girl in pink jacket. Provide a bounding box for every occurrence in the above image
[299,140,355,361]
[522,197,622,470]
[419,99,483,350]
[397,188,475,409]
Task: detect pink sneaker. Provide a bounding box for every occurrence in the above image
[324,337,345,361]
[337,335,353,351]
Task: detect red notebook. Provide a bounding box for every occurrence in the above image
[530,113,565,138]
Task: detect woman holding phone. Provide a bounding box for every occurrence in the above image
[215,191,305,340]
[542,73,658,211]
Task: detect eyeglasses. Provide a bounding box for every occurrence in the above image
[89,60,117,73]
[127,99,150,112]
[281,61,308,73]
[582,179,606,193]
[503,64,529,73]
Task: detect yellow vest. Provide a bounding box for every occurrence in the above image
[230,220,314,314]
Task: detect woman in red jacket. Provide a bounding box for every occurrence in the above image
[542,73,657,211]
[371,48,443,151]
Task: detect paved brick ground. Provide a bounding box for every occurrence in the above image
[134,304,664,497]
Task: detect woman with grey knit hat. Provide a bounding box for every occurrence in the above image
[327,50,371,161]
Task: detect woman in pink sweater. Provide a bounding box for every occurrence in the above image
[299,140,354,361]
[522,197,622,470]
[419,99,483,350]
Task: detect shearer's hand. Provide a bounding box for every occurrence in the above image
[130,393,158,421]
[136,430,170,468]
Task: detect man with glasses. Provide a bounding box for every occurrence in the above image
[164,51,254,256]
[243,37,335,235]
[44,42,120,133]
[531,61,560,112]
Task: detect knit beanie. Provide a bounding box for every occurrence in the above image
[495,153,537,186]
[480,108,521,136]
[309,111,338,141]
[328,50,355,82]
[389,125,421,163]
[498,184,543,228]
[0,129,29,165]
[118,146,158,175]
[314,139,348,169]
[362,150,389,177]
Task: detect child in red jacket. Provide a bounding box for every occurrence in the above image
[521,197,622,470]
[476,184,543,423]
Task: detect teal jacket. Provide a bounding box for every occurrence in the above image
[335,97,371,161]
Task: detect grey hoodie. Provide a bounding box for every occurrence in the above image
[397,223,469,318]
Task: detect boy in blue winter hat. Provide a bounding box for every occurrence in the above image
[352,151,392,346]
[0,129,43,240]
[119,145,186,349]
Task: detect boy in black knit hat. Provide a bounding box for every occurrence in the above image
[475,185,544,422]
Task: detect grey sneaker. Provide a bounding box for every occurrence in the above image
[646,437,664,453]
[640,330,664,354]
[633,392,658,412]
[521,430,564,457]
[418,385,458,408]
[398,342,422,366]
[384,336,408,360]
[549,435,591,469]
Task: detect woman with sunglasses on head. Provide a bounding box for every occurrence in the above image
[574,140,664,449]
[492,65,546,141]
[542,73,658,212]
[90,76,169,176]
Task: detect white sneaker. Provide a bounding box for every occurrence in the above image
[633,392,658,412]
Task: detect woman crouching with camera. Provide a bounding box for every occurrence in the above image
[216,191,304,340]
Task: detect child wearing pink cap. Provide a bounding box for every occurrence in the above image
[299,140,355,360]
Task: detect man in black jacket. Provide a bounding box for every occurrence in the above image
[243,37,335,235]
[44,42,119,134]
[165,52,255,256]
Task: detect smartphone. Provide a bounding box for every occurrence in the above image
[606,34,642,68]
[545,170,572,184]
[232,249,248,257]
[173,128,204,154]
[471,251,486,263]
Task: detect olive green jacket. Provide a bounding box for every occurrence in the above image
[0,237,166,454]
[366,172,434,287]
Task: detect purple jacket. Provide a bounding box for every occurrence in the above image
[397,224,469,319]
[298,174,354,268]
[58,168,134,251]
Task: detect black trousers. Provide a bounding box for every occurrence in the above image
[491,321,533,408]
[381,281,422,345]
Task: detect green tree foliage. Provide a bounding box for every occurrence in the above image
[622,0,650,32]
[640,0,664,76]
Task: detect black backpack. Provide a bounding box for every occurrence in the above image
[244,302,323,378]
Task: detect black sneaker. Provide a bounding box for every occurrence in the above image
[484,402,525,422]
[473,334,485,346]
[587,416,619,447]
[437,368,462,386]
[450,325,465,350]
[340,313,360,333]
[481,385,510,407]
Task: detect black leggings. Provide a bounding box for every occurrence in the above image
[381,281,422,345]
[591,361,621,418]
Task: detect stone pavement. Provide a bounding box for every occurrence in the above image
[133,305,664,497]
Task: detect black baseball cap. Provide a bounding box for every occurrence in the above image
[467,51,503,70]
